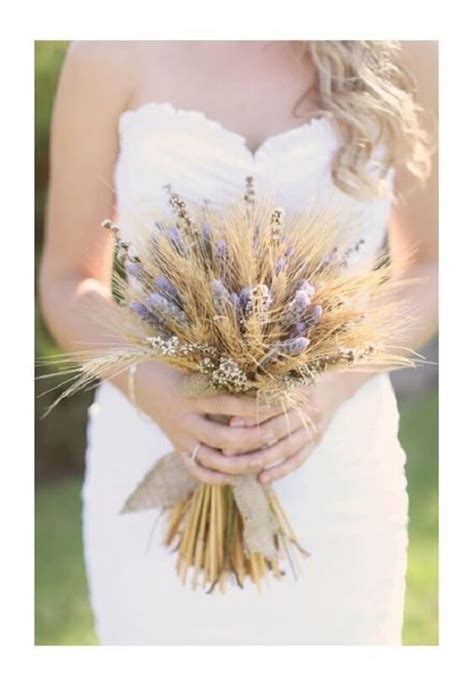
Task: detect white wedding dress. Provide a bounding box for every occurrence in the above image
[82,102,409,645]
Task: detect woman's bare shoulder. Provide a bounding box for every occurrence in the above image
[67,40,181,72]
[64,41,181,107]
[65,41,137,81]
[57,41,145,115]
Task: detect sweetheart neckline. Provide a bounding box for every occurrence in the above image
[118,101,338,162]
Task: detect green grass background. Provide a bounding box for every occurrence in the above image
[35,388,438,646]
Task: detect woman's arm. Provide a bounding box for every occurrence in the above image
[40,41,130,376]
[388,40,438,350]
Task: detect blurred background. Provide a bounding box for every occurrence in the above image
[35,41,439,646]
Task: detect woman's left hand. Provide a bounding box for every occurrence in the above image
[226,371,373,484]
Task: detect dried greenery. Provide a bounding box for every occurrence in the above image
[39,179,417,593]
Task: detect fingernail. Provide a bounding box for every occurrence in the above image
[230,418,245,427]
[260,474,270,483]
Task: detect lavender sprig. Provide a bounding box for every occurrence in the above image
[290,322,308,337]
[144,293,188,326]
[281,288,312,327]
[257,335,310,369]
[212,279,231,314]
[125,260,145,280]
[306,304,323,327]
[130,301,165,331]
[154,275,179,300]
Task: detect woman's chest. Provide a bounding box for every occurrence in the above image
[127,42,318,155]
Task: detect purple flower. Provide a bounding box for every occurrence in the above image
[281,286,312,326]
[290,322,307,337]
[281,288,312,326]
[202,222,212,242]
[295,290,311,307]
[215,238,228,259]
[130,301,149,319]
[320,249,344,270]
[144,293,188,325]
[275,258,288,275]
[284,245,295,258]
[278,336,310,356]
[239,286,252,310]
[164,226,186,254]
[298,280,315,297]
[154,275,179,300]
[212,279,231,314]
[229,292,241,308]
[239,284,272,317]
[125,260,144,280]
[253,284,272,307]
[130,301,161,328]
[306,304,323,326]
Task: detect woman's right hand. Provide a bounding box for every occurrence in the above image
[131,360,281,485]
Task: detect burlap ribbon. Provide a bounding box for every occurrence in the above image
[121,451,279,558]
[120,372,281,557]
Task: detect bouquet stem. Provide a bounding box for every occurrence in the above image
[162,481,308,593]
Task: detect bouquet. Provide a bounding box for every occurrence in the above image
[41,177,415,594]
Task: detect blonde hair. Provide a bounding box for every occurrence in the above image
[294,41,435,199]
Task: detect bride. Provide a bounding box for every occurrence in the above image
[39,40,438,645]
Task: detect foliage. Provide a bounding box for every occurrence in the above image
[401,389,438,645]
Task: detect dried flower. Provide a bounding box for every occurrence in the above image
[290,322,308,337]
[164,226,186,255]
[306,304,323,327]
[298,280,315,298]
[202,222,212,242]
[215,238,228,260]
[212,279,231,314]
[229,292,241,308]
[48,180,415,597]
[278,336,310,356]
[211,357,250,393]
[144,293,188,326]
[154,275,179,300]
[239,286,252,311]
[244,176,256,206]
[281,288,312,327]
[270,207,285,243]
[125,260,144,280]
[130,301,162,328]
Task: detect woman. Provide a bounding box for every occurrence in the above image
[39,40,438,645]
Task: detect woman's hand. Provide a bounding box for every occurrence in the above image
[132,360,282,485]
[227,370,376,484]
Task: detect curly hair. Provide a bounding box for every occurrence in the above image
[293,41,436,199]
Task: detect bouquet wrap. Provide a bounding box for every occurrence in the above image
[122,374,291,564]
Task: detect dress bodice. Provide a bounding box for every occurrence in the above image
[113,101,396,264]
